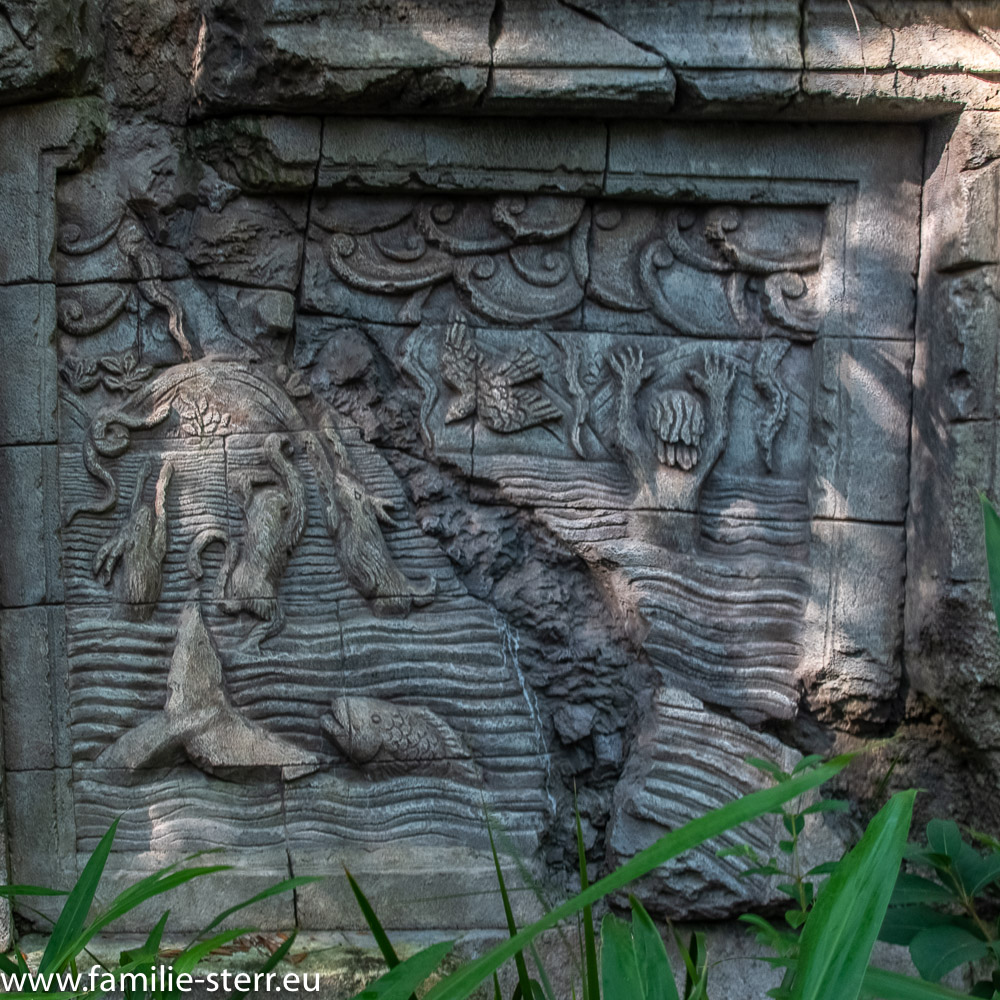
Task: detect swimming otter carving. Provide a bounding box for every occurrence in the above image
[93,458,174,622]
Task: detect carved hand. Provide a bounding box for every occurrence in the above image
[609,346,650,396]
[689,350,737,415]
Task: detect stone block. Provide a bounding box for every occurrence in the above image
[810,338,914,524]
[0,445,62,607]
[194,0,492,115]
[186,196,307,291]
[318,118,607,193]
[802,521,906,724]
[6,768,76,923]
[563,0,802,70]
[0,98,104,283]
[190,116,322,192]
[0,283,58,445]
[0,606,68,770]
[805,0,1000,73]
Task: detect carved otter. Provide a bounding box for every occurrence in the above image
[93,458,173,621]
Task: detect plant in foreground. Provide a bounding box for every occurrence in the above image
[343,753,977,1000]
[0,818,316,999]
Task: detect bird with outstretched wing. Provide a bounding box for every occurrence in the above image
[440,312,561,433]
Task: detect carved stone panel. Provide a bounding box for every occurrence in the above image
[25,120,921,927]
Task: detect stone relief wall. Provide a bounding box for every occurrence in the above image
[1,0,999,971]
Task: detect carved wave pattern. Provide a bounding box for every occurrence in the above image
[308,196,826,336]
[608,687,801,918]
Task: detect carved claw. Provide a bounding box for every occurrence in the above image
[93,533,128,586]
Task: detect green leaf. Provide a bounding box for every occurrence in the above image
[909,925,991,983]
[350,941,453,1000]
[196,876,321,940]
[173,927,255,976]
[746,757,790,783]
[790,790,915,1000]
[601,913,644,1000]
[805,863,839,877]
[0,886,70,898]
[629,896,679,1000]
[889,874,955,906]
[792,755,825,776]
[40,817,119,973]
[980,493,1000,637]
[879,905,964,946]
[967,853,1000,895]
[862,965,984,999]
[925,820,964,862]
[423,753,855,1000]
[226,929,300,1000]
[801,800,850,817]
[488,820,535,1000]
[346,868,403,969]
[575,804,600,1000]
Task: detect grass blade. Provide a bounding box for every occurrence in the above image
[861,966,978,999]
[981,494,1000,636]
[629,896,679,1000]
[575,804,600,1000]
[488,821,536,1000]
[346,868,402,968]
[226,929,300,1000]
[348,940,453,1000]
[791,790,915,1000]
[425,753,855,1000]
[600,913,643,1000]
[172,927,254,975]
[0,886,69,898]
[40,818,119,973]
[345,867,418,1000]
[196,876,321,939]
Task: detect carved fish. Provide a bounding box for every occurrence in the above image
[321,696,478,782]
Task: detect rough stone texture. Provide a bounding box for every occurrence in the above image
[3,3,1000,996]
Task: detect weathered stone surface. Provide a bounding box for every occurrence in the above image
[0,283,58,445]
[0,445,62,607]
[0,98,104,283]
[6,0,1000,974]
[317,117,608,193]
[0,606,67,770]
[189,116,321,192]
[193,0,492,115]
[0,0,100,104]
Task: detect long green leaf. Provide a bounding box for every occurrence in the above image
[575,804,600,1000]
[50,865,231,973]
[425,753,855,1000]
[488,821,535,1000]
[861,966,979,999]
[172,927,255,975]
[196,876,321,939]
[981,494,1000,636]
[600,913,643,1000]
[349,940,453,1000]
[346,868,402,968]
[0,886,69,898]
[226,929,300,1000]
[629,896,679,1000]
[791,790,915,1000]
[345,868,418,1000]
[40,818,119,973]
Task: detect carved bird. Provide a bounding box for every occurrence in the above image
[440,313,561,433]
[96,603,318,779]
